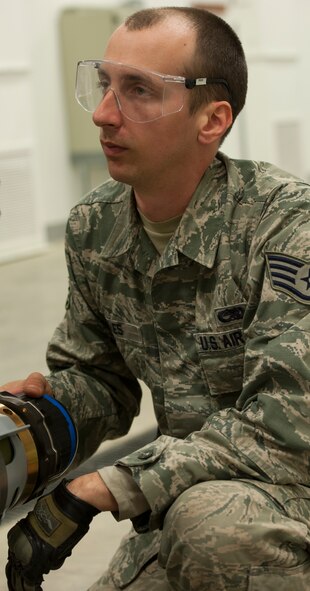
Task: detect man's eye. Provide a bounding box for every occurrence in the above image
[97,79,109,94]
[127,83,159,100]
[134,85,149,96]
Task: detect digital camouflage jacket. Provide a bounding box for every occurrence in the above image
[46,152,310,582]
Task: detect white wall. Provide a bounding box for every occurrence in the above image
[0,0,46,260]
[225,0,310,180]
[0,0,309,261]
[0,0,138,260]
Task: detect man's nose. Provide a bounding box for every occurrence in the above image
[92,88,122,126]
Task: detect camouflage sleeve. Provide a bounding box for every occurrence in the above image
[117,182,310,530]
[45,213,142,466]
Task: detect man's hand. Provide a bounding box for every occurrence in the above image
[1,372,52,397]
[6,479,100,591]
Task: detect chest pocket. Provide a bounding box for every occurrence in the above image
[195,328,245,396]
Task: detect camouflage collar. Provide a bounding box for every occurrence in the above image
[103,154,228,271]
[172,156,227,268]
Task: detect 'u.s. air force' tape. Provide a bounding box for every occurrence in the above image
[266,252,310,304]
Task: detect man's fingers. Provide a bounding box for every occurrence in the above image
[0,372,53,397]
[23,373,52,396]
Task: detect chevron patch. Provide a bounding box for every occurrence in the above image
[266,253,310,304]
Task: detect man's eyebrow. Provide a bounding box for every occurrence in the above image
[121,72,155,84]
[98,67,155,85]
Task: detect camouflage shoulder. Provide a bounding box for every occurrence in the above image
[218,151,310,206]
[73,177,131,209]
[219,150,308,181]
[65,178,131,245]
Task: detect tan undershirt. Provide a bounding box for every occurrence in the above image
[138,209,182,254]
[99,465,150,520]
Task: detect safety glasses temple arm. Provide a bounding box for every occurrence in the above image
[184,76,233,105]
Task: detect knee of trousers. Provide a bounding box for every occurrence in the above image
[158,480,308,570]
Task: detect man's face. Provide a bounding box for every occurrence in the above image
[92,18,204,190]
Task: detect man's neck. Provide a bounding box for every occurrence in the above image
[134,189,192,222]
[132,152,217,222]
[133,170,206,222]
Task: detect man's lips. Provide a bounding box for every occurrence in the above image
[101,140,128,156]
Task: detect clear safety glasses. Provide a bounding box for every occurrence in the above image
[75,59,231,123]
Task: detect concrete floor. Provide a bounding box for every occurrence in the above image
[0,242,156,590]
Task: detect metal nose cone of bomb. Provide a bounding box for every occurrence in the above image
[0,392,77,521]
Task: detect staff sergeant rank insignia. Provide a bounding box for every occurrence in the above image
[266,252,310,304]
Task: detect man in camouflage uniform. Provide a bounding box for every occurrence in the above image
[3,6,310,591]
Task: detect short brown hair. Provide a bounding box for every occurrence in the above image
[125,7,248,136]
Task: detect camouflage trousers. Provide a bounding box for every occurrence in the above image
[88,480,310,590]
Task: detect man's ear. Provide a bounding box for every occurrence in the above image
[197,101,233,145]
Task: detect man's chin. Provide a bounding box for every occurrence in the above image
[106,163,133,185]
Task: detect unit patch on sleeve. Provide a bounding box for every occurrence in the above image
[266,253,310,304]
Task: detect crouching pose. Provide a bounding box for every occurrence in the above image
[3,6,310,590]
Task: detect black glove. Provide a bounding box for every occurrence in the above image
[6,479,100,591]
